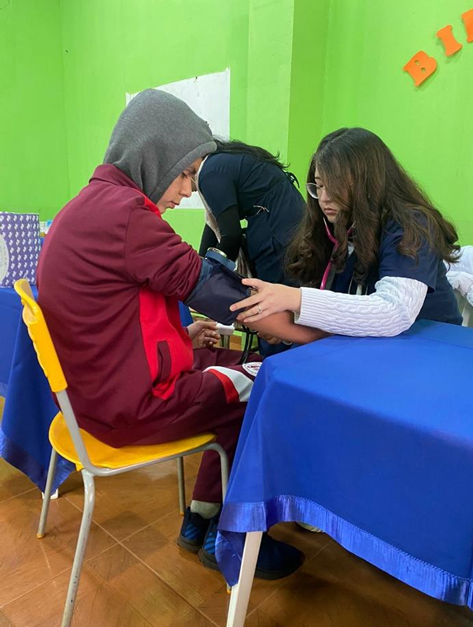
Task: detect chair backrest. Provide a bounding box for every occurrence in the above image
[14,279,94,470]
[14,279,67,393]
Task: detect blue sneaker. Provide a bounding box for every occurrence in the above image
[177,507,218,554]
[198,519,304,580]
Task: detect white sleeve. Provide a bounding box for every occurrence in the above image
[295,276,428,337]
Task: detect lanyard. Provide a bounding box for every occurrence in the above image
[320,219,353,290]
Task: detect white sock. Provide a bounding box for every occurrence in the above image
[190,500,220,519]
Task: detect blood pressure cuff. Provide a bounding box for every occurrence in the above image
[185,254,250,325]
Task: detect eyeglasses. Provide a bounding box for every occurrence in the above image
[306,182,330,200]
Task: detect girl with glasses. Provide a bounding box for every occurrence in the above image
[231,127,462,335]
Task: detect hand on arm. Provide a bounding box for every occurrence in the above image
[230,278,302,324]
[229,278,326,344]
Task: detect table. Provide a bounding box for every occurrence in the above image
[216,321,473,626]
[0,286,194,492]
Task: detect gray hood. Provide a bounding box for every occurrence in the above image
[104,89,216,203]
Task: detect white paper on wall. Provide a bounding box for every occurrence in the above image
[126,69,230,208]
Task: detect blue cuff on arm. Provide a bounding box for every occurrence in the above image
[185,255,249,325]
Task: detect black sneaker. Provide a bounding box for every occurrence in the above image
[177,507,218,554]
[198,519,304,580]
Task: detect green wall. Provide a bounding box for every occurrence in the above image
[0,0,70,219]
[320,0,473,244]
[58,0,297,248]
[2,0,473,246]
[287,0,330,185]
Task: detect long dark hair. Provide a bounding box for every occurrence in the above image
[286,127,460,287]
[214,138,288,172]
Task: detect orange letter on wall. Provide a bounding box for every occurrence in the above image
[403,51,437,86]
[437,25,463,56]
[462,8,473,43]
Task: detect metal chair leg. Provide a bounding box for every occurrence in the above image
[61,469,95,627]
[37,448,58,538]
[220,451,229,501]
[226,532,263,627]
[208,442,229,500]
[177,456,186,514]
[209,443,230,592]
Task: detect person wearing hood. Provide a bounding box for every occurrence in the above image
[37,90,322,580]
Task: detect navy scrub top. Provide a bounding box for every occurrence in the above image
[198,152,305,282]
[331,220,462,325]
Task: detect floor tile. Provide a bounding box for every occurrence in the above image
[166,607,215,626]
[245,609,284,627]
[61,462,197,540]
[17,488,116,560]
[0,458,36,503]
[0,497,73,606]
[127,509,184,544]
[261,539,473,627]
[0,610,13,627]
[124,528,222,606]
[3,566,151,627]
[196,584,247,627]
[87,544,195,626]
[301,540,473,626]
[2,443,473,627]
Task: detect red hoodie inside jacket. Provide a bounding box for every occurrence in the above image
[37,165,204,445]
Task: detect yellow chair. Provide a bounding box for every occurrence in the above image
[14,279,229,627]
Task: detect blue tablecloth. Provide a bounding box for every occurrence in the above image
[216,321,473,608]
[0,286,194,492]
[0,287,25,397]
[0,287,74,491]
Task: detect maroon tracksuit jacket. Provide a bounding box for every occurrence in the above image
[37,164,259,501]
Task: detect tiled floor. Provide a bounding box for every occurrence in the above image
[0,454,472,627]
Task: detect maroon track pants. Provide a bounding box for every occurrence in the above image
[135,347,261,502]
